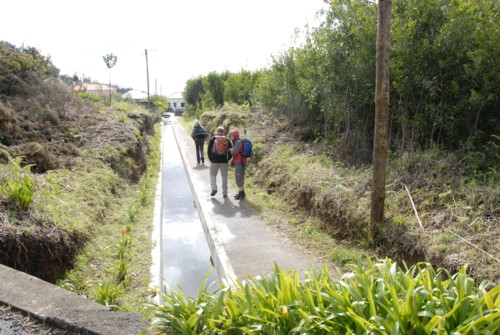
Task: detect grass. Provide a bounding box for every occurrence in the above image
[45,110,163,313]
[81,123,160,312]
[244,122,500,286]
[0,104,160,312]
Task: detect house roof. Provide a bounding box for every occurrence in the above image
[73,82,115,92]
[123,90,148,100]
[167,92,184,100]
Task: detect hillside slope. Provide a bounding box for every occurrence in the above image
[0,77,160,285]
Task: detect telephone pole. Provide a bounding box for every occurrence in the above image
[145,49,150,108]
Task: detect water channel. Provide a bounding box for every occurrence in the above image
[161,120,219,297]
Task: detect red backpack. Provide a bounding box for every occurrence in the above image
[212,135,228,156]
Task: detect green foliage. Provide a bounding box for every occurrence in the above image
[0,151,36,210]
[204,71,226,107]
[37,108,59,124]
[184,70,260,113]
[236,0,500,164]
[199,105,251,137]
[62,130,80,142]
[126,203,140,221]
[184,76,205,112]
[113,100,135,112]
[94,280,124,310]
[329,246,363,266]
[0,41,59,96]
[75,91,102,102]
[142,260,500,334]
[149,94,169,114]
[116,226,131,283]
[224,70,260,106]
[390,0,500,153]
[2,177,35,210]
[183,0,499,166]
[117,113,127,123]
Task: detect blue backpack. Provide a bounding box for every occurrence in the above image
[241,138,252,158]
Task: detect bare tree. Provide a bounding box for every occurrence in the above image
[103,53,118,104]
[369,0,392,244]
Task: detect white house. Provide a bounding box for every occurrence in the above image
[166,92,186,115]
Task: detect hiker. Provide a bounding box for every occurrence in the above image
[207,126,232,197]
[191,120,208,164]
[230,129,247,200]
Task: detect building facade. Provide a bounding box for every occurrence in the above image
[167,92,186,115]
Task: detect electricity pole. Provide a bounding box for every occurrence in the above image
[145,49,150,109]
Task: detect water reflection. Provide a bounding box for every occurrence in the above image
[162,123,219,298]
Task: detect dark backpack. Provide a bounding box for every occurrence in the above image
[194,126,207,140]
[241,138,252,158]
[212,136,228,156]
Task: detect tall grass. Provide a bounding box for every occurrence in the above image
[142,259,500,334]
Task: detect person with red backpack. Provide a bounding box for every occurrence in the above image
[229,129,247,200]
[207,126,232,197]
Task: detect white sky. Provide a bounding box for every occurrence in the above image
[1,0,327,96]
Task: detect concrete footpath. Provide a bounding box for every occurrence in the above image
[170,116,325,282]
[0,115,325,334]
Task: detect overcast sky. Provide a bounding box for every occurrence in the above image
[1,0,327,96]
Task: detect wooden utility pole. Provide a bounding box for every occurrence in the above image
[145,49,150,108]
[369,0,392,245]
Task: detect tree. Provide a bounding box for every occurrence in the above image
[224,70,258,106]
[369,0,392,244]
[103,53,117,104]
[184,76,205,111]
[205,72,225,107]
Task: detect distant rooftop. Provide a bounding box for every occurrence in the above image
[167,92,183,99]
[73,82,115,92]
[123,89,148,100]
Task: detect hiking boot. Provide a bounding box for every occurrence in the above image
[211,190,217,196]
[234,191,246,200]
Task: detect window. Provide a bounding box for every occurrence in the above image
[181,102,185,108]
[173,102,177,108]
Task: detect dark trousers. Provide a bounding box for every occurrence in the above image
[195,140,205,163]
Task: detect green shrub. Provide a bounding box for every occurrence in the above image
[142,259,500,334]
[75,91,101,102]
